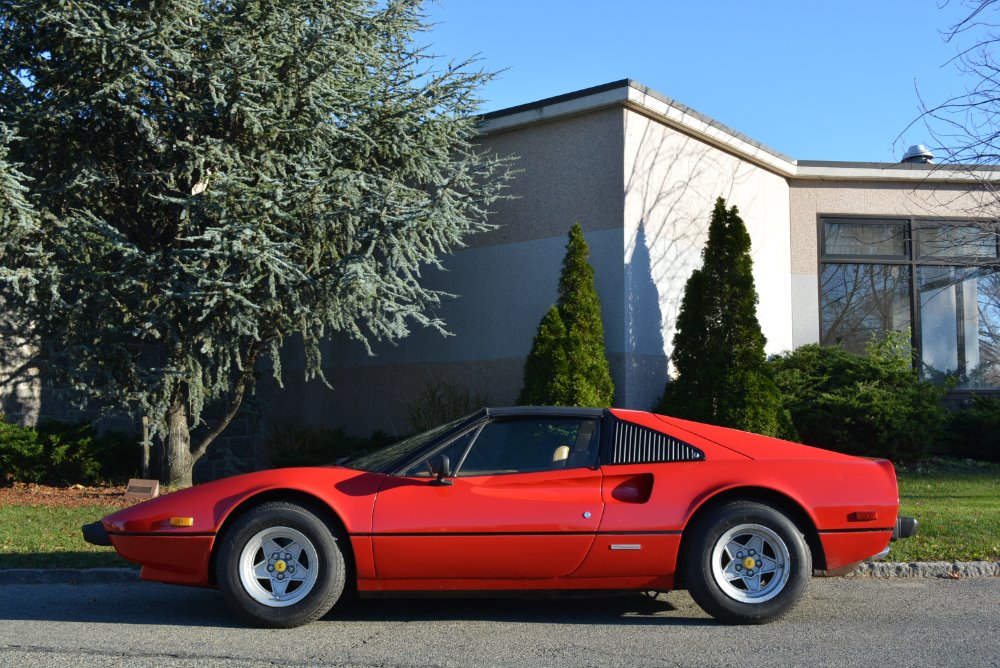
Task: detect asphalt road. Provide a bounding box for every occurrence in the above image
[0,578,997,667]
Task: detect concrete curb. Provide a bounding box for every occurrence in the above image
[2,562,999,585]
[849,561,1000,578]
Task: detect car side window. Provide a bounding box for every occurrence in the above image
[455,418,599,477]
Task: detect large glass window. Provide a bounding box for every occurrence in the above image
[823,219,908,257]
[820,264,911,349]
[919,266,1000,387]
[820,218,1000,390]
[917,223,999,260]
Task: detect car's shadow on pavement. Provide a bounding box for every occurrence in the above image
[332,591,715,627]
[2,582,717,628]
[0,582,243,629]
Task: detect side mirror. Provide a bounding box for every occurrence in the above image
[429,455,453,486]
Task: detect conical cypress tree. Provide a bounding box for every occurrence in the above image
[658,198,788,436]
[517,305,570,405]
[518,224,615,407]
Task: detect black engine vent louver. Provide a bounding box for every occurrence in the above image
[611,420,704,464]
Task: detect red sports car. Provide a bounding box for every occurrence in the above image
[83,407,916,627]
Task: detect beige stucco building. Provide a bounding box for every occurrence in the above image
[254,80,997,436]
[4,79,999,445]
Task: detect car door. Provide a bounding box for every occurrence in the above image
[370,416,604,580]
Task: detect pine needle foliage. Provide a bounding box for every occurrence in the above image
[0,125,30,225]
[0,0,514,485]
[658,198,788,436]
[0,124,42,295]
[518,224,614,407]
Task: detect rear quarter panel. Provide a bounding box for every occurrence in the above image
[607,409,901,571]
[599,458,899,534]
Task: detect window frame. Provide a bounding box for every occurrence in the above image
[820,217,911,261]
[818,214,1000,391]
[457,416,601,477]
[413,416,603,478]
[395,422,486,478]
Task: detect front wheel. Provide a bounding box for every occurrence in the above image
[683,501,811,624]
[217,501,346,628]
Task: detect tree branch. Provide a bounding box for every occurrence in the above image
[190,347,259,461]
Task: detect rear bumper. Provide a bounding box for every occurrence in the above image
[869,516,918,561]
[891,516,918,541]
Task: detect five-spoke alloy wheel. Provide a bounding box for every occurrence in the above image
[684,501,811,624]
[237,525,320,607]
[218,501,346,628]
[710,523,791,603]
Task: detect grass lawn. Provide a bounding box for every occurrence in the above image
[886,459,1000,563]
[0,503,135,569]
[1,459,998,569]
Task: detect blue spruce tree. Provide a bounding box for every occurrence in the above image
[0,1,513,485]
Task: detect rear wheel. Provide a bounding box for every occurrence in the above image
[684,500,811,624]
[217,501,346,628]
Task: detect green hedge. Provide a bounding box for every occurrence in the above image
[769,334,947,462]
[941,396,1000,462]
[0,416,137,485]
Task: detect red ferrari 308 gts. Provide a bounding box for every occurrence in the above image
[83,407,916,627]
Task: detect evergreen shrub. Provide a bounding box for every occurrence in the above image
[769,333,946,462]
[942,396,1000,462]
[0,415,136,485]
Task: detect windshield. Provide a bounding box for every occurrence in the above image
[339,415,473,472]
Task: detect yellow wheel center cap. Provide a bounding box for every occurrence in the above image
[274,560,287,573]
[743,557,756,569]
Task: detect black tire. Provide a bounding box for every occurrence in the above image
[216,501,346,628]
[683,500,811,624]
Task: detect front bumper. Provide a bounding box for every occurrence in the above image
[82,521,111,546]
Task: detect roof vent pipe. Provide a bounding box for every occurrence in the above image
[901,144,934,164]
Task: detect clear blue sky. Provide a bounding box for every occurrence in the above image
[422,1,978,163]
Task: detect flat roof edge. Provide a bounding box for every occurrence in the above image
[478,80,1000,183]
[480,79,633,121]
[478,82,630,135]
[795,161,1000,182]
[479,79,798,177]
[622,81,796,165]
[798,159,1000,171]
